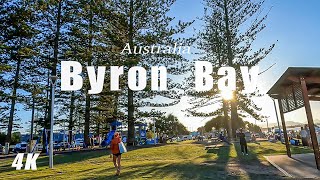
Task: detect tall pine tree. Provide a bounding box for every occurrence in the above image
[0,0,39,143]
[104,0,194,145]
[186,0,275,137]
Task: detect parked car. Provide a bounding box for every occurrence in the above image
[182,135,192,141]
[170,137,177,142]
[176,137,182,142]
[245,132,252,142]
[184,136,189,140]
[74,139,84,147]
[9,145,15,152]
[58,142,70,150]
[35,144,43,151]
[178,135,184,141]
[122,136,127,143]
[255,133,260,138]
[187,135,193,140]
[13,142,28,153]
[53,143,61,151]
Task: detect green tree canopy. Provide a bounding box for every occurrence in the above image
[204,116,245,133]
[150,114,189,136]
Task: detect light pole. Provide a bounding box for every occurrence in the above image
[153,118,156,146]
[49,76,57,169]
[29,88,35,153]
[263,117,270,133]
[200,117,208,136]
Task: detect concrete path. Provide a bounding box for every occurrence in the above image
[265,153,320,178]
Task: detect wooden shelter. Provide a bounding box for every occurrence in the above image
[267,67,320,170]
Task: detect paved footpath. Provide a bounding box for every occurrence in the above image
[265,153,320,178]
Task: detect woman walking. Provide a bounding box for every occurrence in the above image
[239,129,248,155]
[110,132,122,176]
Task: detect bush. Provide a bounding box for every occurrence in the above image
[0,133,6,145]
[11,132,21,144]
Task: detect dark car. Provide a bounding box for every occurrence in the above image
[58,142,70,150]
[13,142,28,153]
[53,143,61,151]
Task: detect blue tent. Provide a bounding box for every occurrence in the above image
[111,121,122,126]
[101,121,122,147]
[136,123,147,127]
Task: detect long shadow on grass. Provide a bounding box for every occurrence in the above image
[234,142,284,180]
[0,150,109,174]
[205,145,242,179]
[0,143,175,174]
[84,161,233,180]
[80,145,236,180]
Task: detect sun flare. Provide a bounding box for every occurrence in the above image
[221,90,234,100]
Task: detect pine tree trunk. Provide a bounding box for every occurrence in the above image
[29,95,35,148]
[127,0,135,146]
[230,99,238,138]
[44,68,50,127]
[127,89,135,146]
[223,100,231,136]
[84,93,90,146]
[68,92,75,144]
[42,69,50,153]
[96,120,100,136]
[6,56,21,143]
[84,2,93,146]
[43,0,62,152]
[223,0,237,138]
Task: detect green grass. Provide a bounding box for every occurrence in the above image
[0,141,313,180]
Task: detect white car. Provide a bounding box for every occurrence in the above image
[34,144,43,151]
[74,140,84,147]
[183,135,192,141]
[176,137,182,142]
[13,142,28,153]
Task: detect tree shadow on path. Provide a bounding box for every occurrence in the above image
[234,142,285,180]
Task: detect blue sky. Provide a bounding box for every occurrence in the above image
[7,0,320,133]
[163,0,320,130]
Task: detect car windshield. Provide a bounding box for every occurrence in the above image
[21,144,27,147]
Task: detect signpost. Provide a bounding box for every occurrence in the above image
[153,118,156,146]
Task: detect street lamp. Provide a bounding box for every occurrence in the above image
[49,75,57,169]
[266,118,269,133]
[150,109,157,146]
[153,118,156,146]
[263,117,270,133]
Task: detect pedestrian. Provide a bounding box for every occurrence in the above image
[300,126,308,146]
[90,136,94,149]
[219,132,223,141]
[110,132,122,176]
[305,126,312,147]
[239,129,248,155]
[251,134,256,142]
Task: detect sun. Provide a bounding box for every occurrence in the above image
[221,90,234,100]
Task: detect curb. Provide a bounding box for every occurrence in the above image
[264,156,294,178]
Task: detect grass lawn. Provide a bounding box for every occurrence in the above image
[0,140,313,180]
